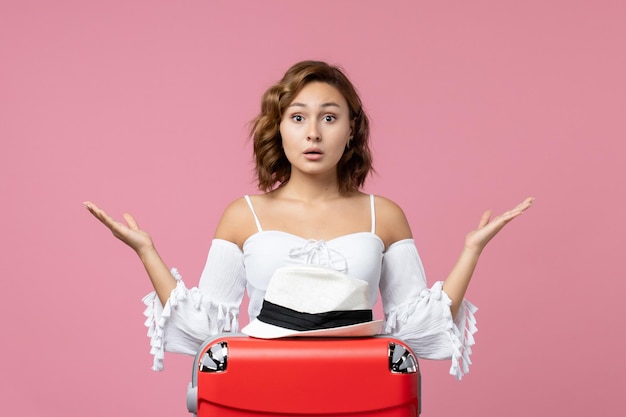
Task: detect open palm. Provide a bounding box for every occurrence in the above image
[84,201,154,254]
[465,197,534,253]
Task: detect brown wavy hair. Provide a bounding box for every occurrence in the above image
[250,61,372,194]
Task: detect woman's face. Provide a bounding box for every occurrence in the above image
[279,81,354,180]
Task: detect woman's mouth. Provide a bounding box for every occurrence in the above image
[304,148,323,160]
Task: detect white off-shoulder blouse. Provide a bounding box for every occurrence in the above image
[143,195,477,379]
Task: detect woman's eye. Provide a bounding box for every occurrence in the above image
[323,115,336,122]
[292,115,304,122]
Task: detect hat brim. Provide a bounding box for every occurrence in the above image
[241,318,383,339]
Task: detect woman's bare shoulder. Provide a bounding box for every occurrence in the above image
[214,196,259,248]
[373,195,413,247]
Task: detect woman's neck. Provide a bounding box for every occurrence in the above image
[273,173,345,202]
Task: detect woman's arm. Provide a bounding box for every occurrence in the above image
[443,197,534,317]
[84,201,176,305]
[377,196,534,318]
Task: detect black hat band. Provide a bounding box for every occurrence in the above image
[257,299,373,332]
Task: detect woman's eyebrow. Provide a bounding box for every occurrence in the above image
[288,102,342,109]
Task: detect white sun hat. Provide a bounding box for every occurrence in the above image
[242,264,383,339]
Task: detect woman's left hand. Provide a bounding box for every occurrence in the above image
[464,197,534,253]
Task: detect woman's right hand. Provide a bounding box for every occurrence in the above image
[84,201,154,255]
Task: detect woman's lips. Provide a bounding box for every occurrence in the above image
[303,147,323,160]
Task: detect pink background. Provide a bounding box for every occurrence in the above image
[2,1,624,415]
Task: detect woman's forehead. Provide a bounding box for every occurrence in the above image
[288,82,348,109]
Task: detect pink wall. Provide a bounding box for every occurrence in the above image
[2,1,624,415]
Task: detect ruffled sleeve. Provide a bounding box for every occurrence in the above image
[142,239,246,371]
[380,239,478,380]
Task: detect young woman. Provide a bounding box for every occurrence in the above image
[84,61,533,379]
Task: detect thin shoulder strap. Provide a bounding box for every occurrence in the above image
[369,194,376,234]
[244,195,263,232]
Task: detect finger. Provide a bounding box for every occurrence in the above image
[83,201,97,213]
[512,197,534,212]
[123,212,140,231]
[505,197,535,218]
[493,197,534,225]
[478,210,492,228]
[520,197,535,210]
[83,201,109,223]
[84,201,125,230]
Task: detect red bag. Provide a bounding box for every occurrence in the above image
[187,334,421,416]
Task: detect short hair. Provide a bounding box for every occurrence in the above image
[250,61,373,194]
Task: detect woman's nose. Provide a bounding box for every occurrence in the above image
[307,123,321,141]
